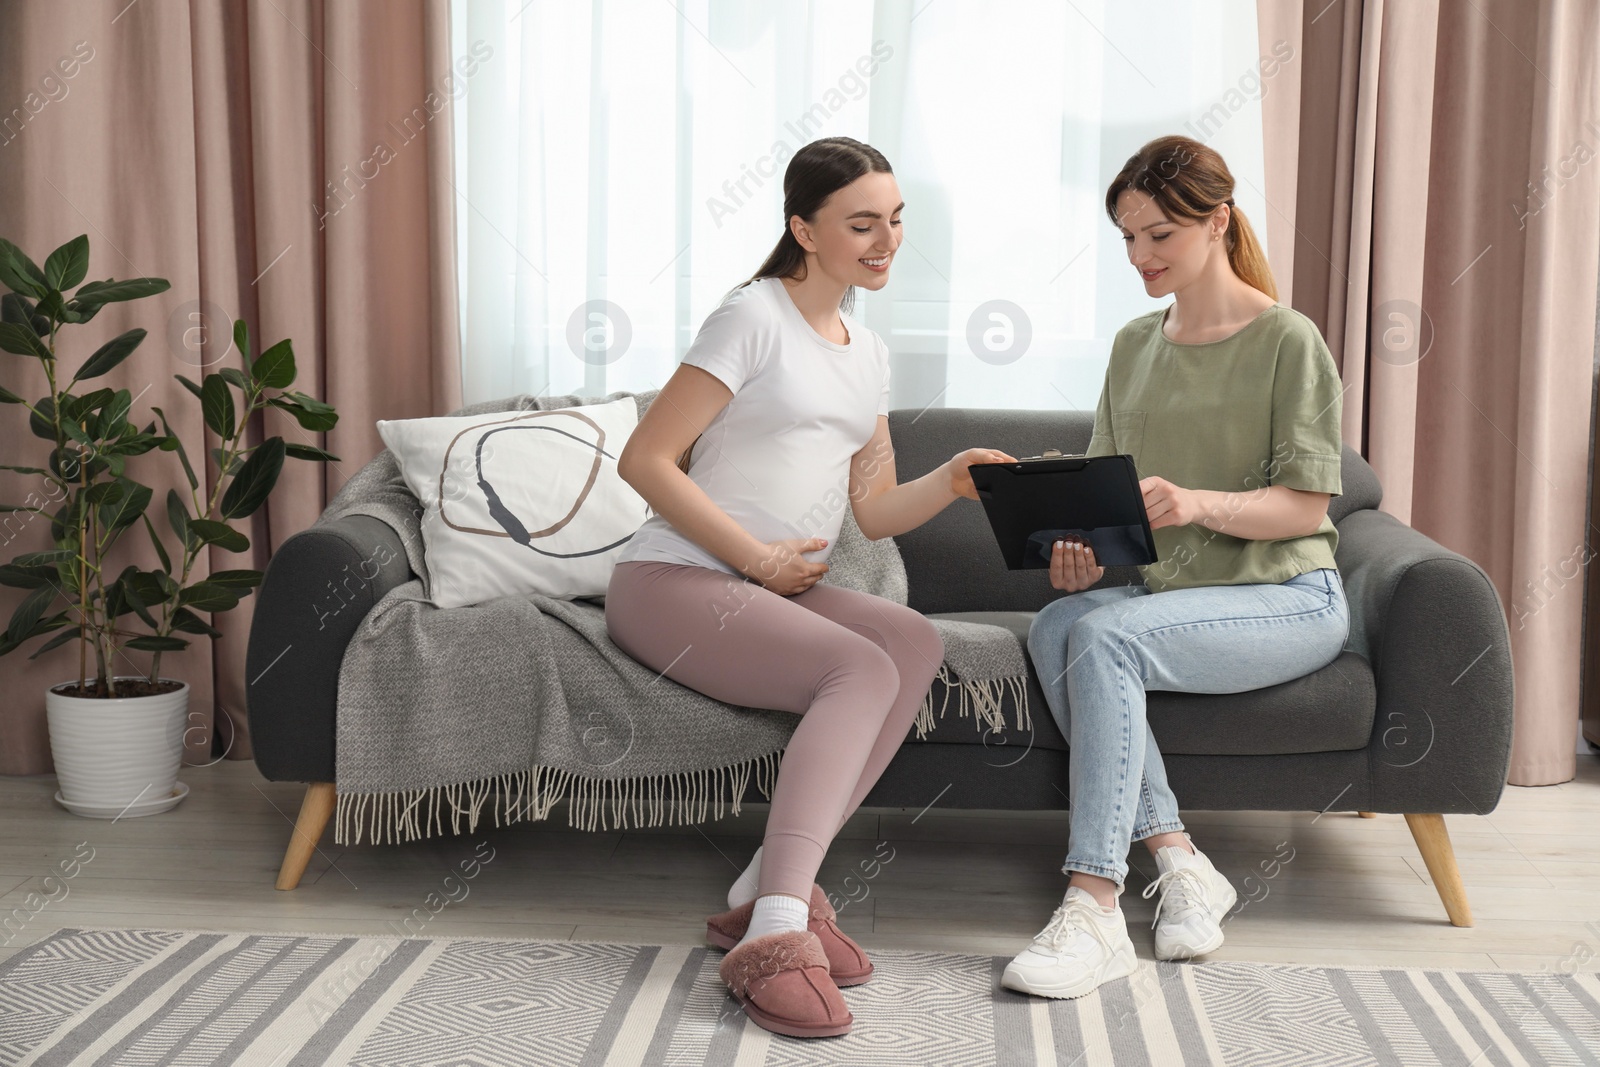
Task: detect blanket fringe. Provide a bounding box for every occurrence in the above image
[913,665,1032,741]
[334,749,784,846]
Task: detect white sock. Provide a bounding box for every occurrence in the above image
[728,846,763,910]
[736,893,810,947]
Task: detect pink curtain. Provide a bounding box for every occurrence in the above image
[0,0,463,774]
[1259,0,1600,785]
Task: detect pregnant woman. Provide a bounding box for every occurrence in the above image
[606,136,1015,1039]
[1002,135,1351,1000]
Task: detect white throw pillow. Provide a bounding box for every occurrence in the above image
[376,397,647,608]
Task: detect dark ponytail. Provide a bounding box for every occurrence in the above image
[736,136,894,315]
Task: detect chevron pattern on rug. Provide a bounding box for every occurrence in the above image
[0,927,1596,1065]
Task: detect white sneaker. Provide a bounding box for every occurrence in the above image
[1001,886,1138,999]
[1140,835,1237,960]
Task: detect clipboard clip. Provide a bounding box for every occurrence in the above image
[1016,448,1086,463]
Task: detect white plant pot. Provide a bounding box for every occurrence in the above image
[45,676,191,818]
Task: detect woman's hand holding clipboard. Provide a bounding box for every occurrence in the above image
[1048,535,1104,591]
[1138,475,1202,530]
[1048,474,1197,589]
[947,447,1021,499]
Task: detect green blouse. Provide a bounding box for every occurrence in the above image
[1084,303,1344,592]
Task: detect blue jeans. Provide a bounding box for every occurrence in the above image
[1025,567,1351,888]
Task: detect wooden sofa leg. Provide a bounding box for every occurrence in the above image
[1404,813,1473,927]
[1358,811,1377,818]
[276,782,337,891]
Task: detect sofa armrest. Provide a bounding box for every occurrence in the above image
[1334,508,1514,814]
[245,514,415,783]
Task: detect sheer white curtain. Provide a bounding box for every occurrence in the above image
[449,0,1267,412]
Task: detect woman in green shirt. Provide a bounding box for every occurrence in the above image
[1002,135,1351,1001]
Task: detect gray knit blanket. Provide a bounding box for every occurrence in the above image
[316,389,1030,845]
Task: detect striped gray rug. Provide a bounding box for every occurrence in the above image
[1,927,1595,1066]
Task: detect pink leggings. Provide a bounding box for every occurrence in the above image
[604,559,944,900]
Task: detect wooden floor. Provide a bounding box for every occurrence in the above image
[3,756,1598,975]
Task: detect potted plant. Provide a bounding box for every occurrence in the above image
[0,234,340,817]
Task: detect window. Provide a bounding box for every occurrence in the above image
[450,0,1269,412]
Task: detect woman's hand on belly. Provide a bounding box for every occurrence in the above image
[742,537,831,596]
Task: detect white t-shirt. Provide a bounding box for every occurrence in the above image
[616,276,890,578]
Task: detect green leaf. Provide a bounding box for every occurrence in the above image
[0,239,47,298]
[6,584,55,642]
[74,388,113,439]
[170,606,223,637]
[151,407,198,490]
[14,549,76,567]
[125,635,189,652]
[220,437,284,519]
[205,568,261,591]
[233,318,249,364]
[28,396,57,440]
[104,565,133,621]
[103,387,132,426]
[97,480,151,531]
[85,480,125,507]
[186,519,249,552]
[62,387,112,421]
[48,446,92,483]
[130,570,166,609]
[0,384,26,404]
[116,568,159,628]
[57,414,93,449]
[69,276,170,312]
[0,463,50,475]
[55,558,79,597]
[141,511,172,573]
[201,373,235,438]
[287,390,335,415]
[44,235,89,291]
[0,322,53,360]
[48,500,75,544]
[166,488,191,548]
[173,374,204,400]
[72,328,145,383]
[178,581,241,612]
[219,367,250,391]
[0,564,56,589]
[252,339,296,389]
[34,289,76,323]
[268,395,337,433]
[283,442,341,462]
[1,293,38,329]
[26,626,80,660]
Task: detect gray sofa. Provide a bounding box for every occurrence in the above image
[246,395,1515,927]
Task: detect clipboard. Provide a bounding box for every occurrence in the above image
[967,450,1160,569]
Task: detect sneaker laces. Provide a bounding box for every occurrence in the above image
[1140,865,1209,930]
[1035,896,1120,958]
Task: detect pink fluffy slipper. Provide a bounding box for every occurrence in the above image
[706,884,874,986]
[718,929,853,1039]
